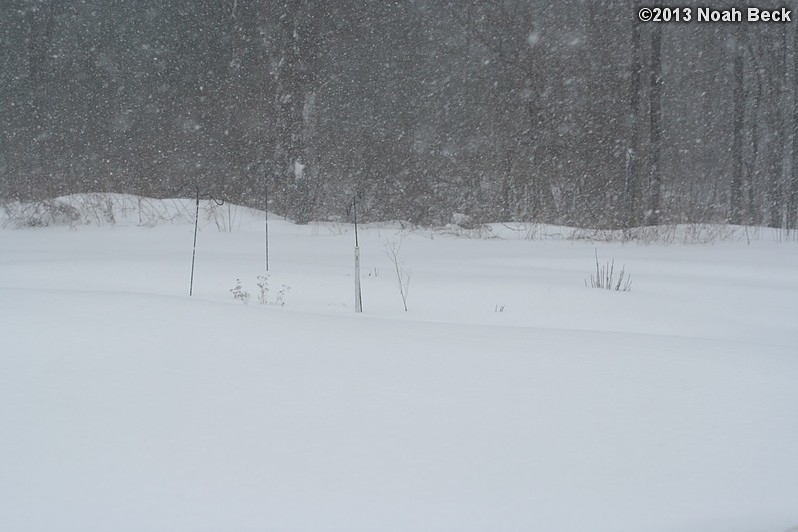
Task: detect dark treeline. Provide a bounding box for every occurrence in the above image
[1,0,797,228]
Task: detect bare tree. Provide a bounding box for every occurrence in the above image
[386,239,411,312]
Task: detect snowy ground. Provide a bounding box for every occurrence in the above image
[1,196,797,532]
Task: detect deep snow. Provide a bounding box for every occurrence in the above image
[1,196,797,532]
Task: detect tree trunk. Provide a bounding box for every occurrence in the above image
[767,26,788,228]
[625,2,641,228]
[731,32,745,225]
[271,0,321,223]
[647,24,662,225]
[790,21,798,230]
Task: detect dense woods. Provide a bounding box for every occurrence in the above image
[1,0,797,228]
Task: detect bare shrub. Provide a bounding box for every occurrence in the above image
[1,199,81,228]
[274,284,290,306]
[254,274,290,306]
[230,279,250,304]
[256,275,270,304]
[205,202,240,232]
[586,250,632,292]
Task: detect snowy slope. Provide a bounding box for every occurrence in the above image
[1,196,797,532]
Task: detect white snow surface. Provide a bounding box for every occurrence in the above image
[1,196,797,532]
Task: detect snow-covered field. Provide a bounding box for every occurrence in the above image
[2,196,797,532]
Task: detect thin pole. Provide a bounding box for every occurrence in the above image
[353,194,359,247]
[353,195,362,313]
[189,188,200,296]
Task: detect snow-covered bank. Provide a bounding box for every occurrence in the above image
[1,196,797,532]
